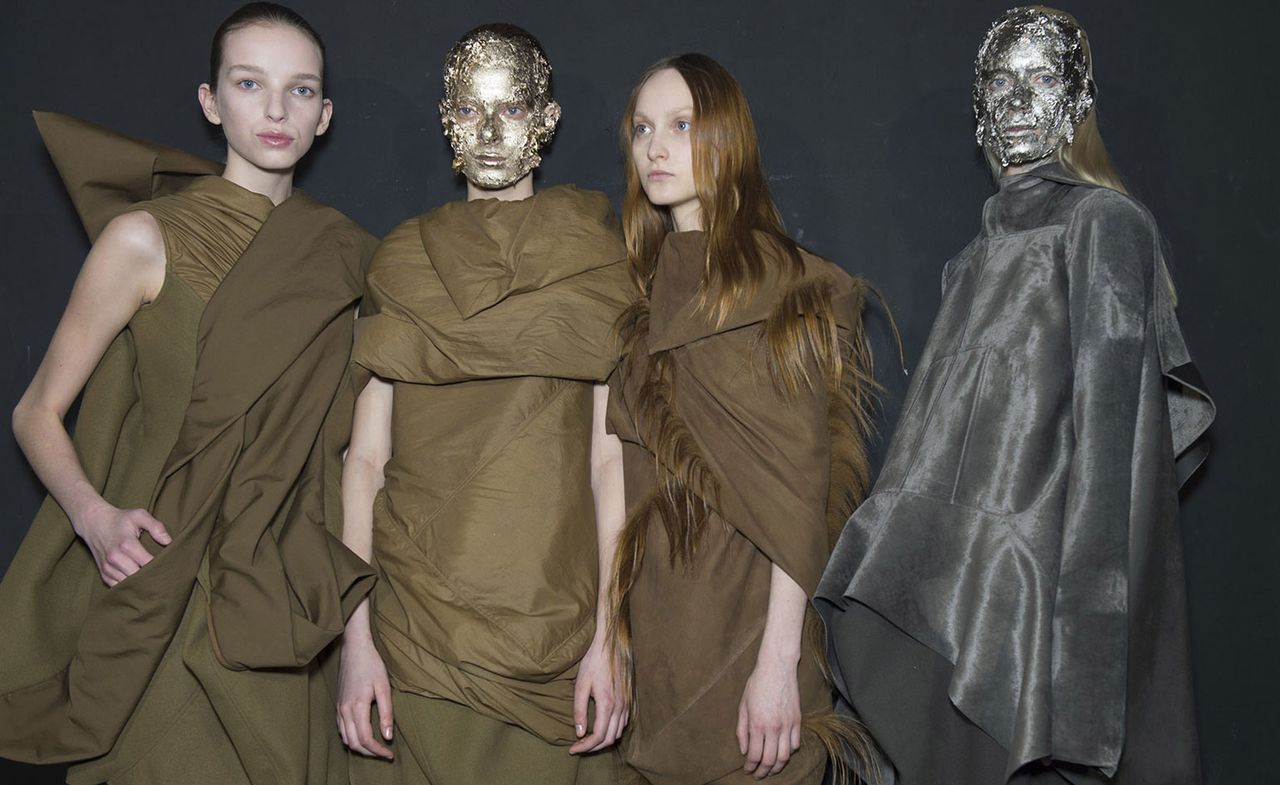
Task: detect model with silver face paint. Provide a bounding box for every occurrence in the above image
[817,7,1212,785]
[974,6,1094,168]
[337,23,634,784]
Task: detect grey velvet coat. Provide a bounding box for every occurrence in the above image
[816,163,1214,785]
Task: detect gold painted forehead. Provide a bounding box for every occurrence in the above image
[442,30,552,106]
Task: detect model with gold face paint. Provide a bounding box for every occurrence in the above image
[438,25,562,197]
[337,23,633,784]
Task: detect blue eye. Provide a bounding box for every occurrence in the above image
[293,86,316,97]
[989,77,1007,88]
[504,105,525,117]
[633,123,651,136]
[238,79,259,90]
[457,106,477,117]
[675,120,691,132]
[1038,74,1060,87]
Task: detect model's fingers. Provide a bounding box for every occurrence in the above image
[341,711,369,756]
[790,724,801,752]
[570,692,612,754]
[586,708,621,753]
[597,710,624,751]
[356,705,393,759]
[745,724,765,772]
[135,513,171,545]
[100,562,126,586]
[572,675,590,739]
[769,735,791,776]
[373,680,394,741]
[106,550,141,579]
[120,537,154,568]
[336,711,347,746]
[755,730,779,779]
[737,704,749,755]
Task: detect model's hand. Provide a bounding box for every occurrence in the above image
[569,633,629,754]
[337,635,395,759]
[737,656,802,778]
[73,500,171,587]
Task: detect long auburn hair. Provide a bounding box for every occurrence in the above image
[608,55,883,781]
[621,53,805,328]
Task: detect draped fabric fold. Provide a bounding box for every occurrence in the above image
[354,185,628,389]
[815,163,1213,785]
[0,112,376,779]
[606,231,874,784]
[351,187,633,744]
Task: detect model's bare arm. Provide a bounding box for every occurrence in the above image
[738,563,806,778]
[337,376,395,759]
[570,382,629,754]
[11,211,168,586]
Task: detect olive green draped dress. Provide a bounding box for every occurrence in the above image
[0,112,376,785]
[349,186,633,783]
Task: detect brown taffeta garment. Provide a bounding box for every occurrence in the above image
[351,186,633,746]
[0,114,376,784]
[815,163,1215,785]
[606,232,872,785]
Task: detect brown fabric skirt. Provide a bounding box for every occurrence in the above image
[348,691,625,785]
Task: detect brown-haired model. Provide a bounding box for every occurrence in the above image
[0,4,376,783]
[604,54,881,783]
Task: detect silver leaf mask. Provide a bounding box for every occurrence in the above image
[974,7,1095,167]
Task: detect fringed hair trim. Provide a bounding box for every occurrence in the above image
[607,297,725,702]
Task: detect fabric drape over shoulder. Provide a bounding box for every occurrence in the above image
[354,185,630,387]
[0,113,376,781]
[351,186,633,744]
[815,163,1214,785]
[606,231,875,784]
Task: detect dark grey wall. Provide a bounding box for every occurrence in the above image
[2,1,1275,783]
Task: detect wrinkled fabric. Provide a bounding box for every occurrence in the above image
[351,186,632,744]
[0,113,376,783]
[607,232,869,785]
[816,162,1213,784]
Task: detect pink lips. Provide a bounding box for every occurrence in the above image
[647,170,674,180]
[257,132,294,147]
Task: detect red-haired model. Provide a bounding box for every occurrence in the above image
[604,54,879,784]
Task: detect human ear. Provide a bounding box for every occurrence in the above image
[198,83,222,126]
[316,98,334,136]
[543,100,562,132]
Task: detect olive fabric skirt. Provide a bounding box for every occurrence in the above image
[349,691,625,785]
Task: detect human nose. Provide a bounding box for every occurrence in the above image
[480,113,500,143]
[647,131,667,161]
[1008,83,1033,109]
[265,89,287,122]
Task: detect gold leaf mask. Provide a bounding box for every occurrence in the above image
[438,25,560,190]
